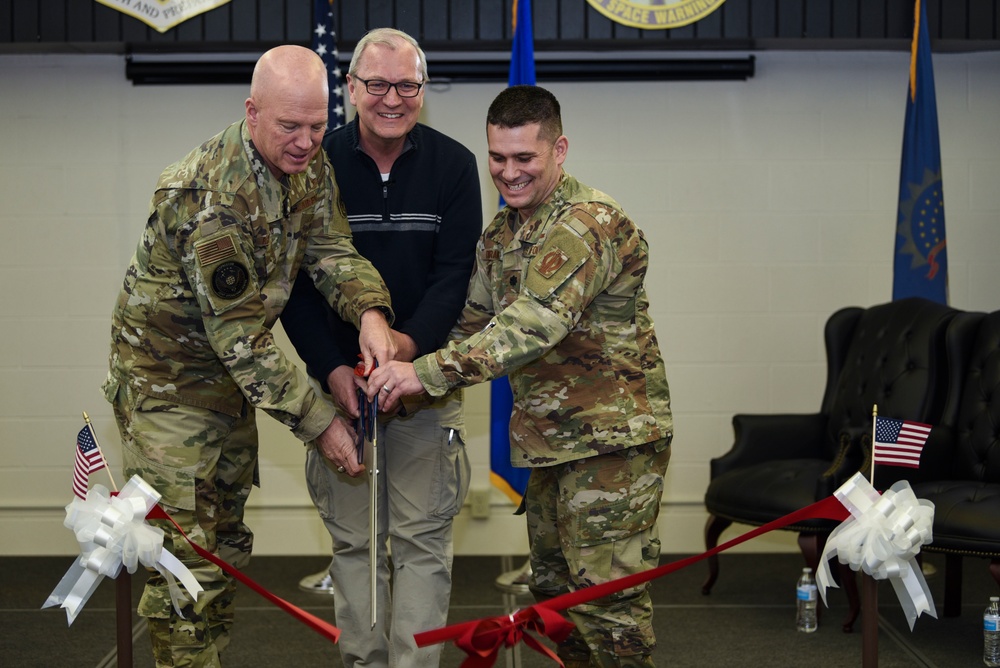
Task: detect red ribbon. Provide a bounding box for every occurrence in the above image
[144,504,341,643]
[450,605,575,668]
[415,495,849,667]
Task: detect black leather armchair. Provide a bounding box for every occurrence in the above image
[702,298,958,631]
[879,309,1000,617]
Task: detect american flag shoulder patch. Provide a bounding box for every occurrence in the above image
[195,234,237,266]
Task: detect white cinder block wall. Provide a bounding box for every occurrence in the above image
[1,50,998,557]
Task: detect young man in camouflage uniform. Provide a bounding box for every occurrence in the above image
[103,45,396,667]
[368,85,673,668]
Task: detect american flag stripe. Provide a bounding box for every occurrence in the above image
[876,444,924,454]
[73,425,107,499]
[196,235,236,266]
[72,467,90,499]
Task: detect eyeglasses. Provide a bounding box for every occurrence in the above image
[354,77,424,98]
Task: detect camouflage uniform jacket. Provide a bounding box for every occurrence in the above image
[414,172,672,466]
[103,120,392,442]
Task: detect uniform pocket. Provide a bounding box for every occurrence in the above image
[559,449,666,549]
[430,428,471,519]
[122,439,197,511]
[304,445,336,520]
[119,396,199,511]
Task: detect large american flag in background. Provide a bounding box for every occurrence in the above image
[313,0,346,131]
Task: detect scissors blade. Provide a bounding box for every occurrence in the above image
[369,381,379,629]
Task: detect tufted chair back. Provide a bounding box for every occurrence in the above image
[950,310,1000,483]
[824,297,956,465]
[892,309,1000,617]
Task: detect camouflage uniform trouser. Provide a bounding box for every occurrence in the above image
[525,438,671,668]
[112,386,257,668]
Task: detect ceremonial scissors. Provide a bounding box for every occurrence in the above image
[354,360,380,629]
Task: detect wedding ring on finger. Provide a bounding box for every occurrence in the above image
[337,466,345,473]
[382,384,391,393]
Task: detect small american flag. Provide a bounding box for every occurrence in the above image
[873,416,932,468]
[73,425,106,499]
[313,0,346,131]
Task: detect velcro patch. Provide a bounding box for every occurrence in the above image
[535,248,570,279]
[195,234,237,266]
[211,261,250,299]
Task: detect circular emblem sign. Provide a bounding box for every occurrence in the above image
[586,0,727,30]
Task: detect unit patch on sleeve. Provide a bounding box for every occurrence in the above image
[212,261,250,299]
[524,225,590,302]
[536,248,570,279]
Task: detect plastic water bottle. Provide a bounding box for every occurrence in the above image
[985,596,1000,666]
[796,567,818,633]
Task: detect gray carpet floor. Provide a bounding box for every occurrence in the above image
[3,551,994,667]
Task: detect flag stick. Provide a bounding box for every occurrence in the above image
[870,404,877,485]
[82,411,118,492]
[82,411,132,666]
[862,403,878,667]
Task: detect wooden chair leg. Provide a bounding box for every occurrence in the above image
[702,514,732,595]
[797,533,821,570]
[944,554,964,617]
[839,561,860,633]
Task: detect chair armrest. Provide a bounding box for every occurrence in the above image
[710,413,827,479]
[815,434,863,498]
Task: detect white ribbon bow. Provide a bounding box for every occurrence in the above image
[42,474,203,625]
[816,472,936,630]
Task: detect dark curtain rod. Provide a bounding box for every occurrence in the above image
[125,54,755,85]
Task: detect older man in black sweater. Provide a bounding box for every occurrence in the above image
[279,28,481,668]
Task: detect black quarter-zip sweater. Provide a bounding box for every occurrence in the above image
[280,118,482,389]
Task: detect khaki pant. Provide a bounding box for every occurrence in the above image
[307,400,469,668]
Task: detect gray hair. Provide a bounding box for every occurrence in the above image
[349,28,429,82]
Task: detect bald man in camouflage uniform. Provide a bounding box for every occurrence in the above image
[103,45,395,667]
[368,85,672,668]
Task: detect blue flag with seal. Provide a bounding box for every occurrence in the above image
[489,0,535,505]
[508,0,536,88]
[893,0,947,304]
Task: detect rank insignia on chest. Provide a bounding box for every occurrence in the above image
[212,261,250,299]
[536,248,570,279]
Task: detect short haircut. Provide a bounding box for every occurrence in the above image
[486,85,563,142]
[349,27,428,82]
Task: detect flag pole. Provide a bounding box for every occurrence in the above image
[82,411,132,666]
[82,411,118,492]
[862,403,878,668]
[870,404,877,485]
